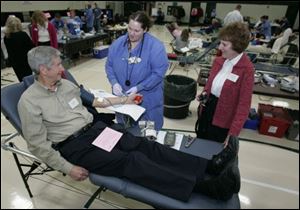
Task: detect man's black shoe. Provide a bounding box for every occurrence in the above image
[209,136,239,175]
[194,164,241,201]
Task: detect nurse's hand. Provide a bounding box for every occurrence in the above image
[113,83,123,96]
[126,86,138,95]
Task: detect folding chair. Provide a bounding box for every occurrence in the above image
[1,75,240,208]
[259,42,298,65]
[1,81,55,198]
[278,43,299,65]
[247,30,298,65]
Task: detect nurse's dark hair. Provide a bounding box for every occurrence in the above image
[129,11,153,31]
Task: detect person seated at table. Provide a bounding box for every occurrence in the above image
[279,17,290,32]
[173,28,204,53]
[271,19,282,37]
[255,15,271,41]
[174,28,191,51]
[249,29,262,46]
[101,15,109,27]
[66,10,82,35]
[50,13,65,32]
[166,22,182,39]
[18,45,241,203]
[200,18,222,34]
[211,18,222,31]
[267,26,295,48]
[197,18,222,35]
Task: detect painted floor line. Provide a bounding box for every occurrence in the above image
[242,178,299,195]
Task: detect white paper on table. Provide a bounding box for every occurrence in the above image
[180,47,190,53]
[90,89,145,121]
[156,131,183,151]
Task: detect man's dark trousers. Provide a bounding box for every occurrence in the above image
[57,121,208,201]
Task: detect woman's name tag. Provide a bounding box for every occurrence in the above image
[228,73,239,82]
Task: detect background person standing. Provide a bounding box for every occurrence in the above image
[223,4,243,26]
[84,4,94,32]
[93,3,102,33]
[196,22,254,148]
[4,16,34,81]
[31,10,58,48]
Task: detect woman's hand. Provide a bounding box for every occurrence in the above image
[196,91,207,101]
[196,91,208,106]
[223,135,230,148]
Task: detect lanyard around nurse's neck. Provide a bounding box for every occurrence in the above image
[125,34,144,86]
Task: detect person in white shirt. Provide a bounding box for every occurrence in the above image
[196,22,254,148]
[31,10,58,48]
[223,5,243,26]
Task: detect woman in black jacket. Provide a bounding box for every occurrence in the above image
[4,16,34,81]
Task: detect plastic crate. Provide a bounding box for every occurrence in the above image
[258,103,293,138]
[93,46,109,59]
[243,119,260,130]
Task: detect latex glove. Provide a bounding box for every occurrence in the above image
[126,86,138,95]
[112,83,123,96]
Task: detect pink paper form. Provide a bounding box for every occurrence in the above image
[92,127,123,152]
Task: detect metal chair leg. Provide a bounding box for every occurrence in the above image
[83,186,106,209]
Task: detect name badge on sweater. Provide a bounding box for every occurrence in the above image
[68,98,79,109]
[227,73,239,83]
